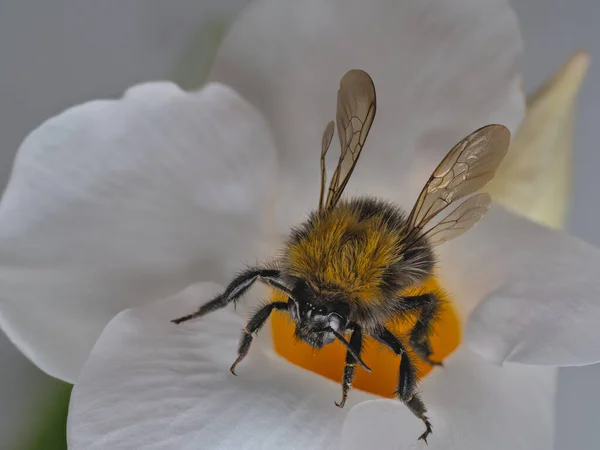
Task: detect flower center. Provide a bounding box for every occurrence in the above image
[270,277,460,397]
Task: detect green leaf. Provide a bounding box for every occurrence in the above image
[172,17,230,90]
[19,381,72,450]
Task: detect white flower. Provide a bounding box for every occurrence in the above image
[0,0,599,449]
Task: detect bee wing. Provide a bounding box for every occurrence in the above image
[324,70,377,210]
[404,124,510,243]
[319,121,335,211]
[419,193,491,246]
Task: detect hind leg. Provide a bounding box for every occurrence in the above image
[373,326,433,443]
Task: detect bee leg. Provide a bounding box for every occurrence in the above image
[171,267,291,324]
[374,326,433,443]
[335,325,364,408]
[406,393,433,443]
[230,301,288,375]
[401,293,443,366]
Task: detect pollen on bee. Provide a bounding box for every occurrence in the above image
[270,277,461,398]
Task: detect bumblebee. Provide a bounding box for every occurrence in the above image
[173,70,510,442]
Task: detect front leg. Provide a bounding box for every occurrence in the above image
[373,326,433,443]
[171,267,291,324]
[335,324,364,408]
[230,301,288,375]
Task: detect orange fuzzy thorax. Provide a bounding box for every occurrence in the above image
[286,204,405,304]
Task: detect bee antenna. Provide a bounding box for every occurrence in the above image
[329,328,372,372]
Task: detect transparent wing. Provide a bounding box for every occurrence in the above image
[324,70,377,210]
[405,124,510,243]
[319,121,335,212]
[420,193,491,246]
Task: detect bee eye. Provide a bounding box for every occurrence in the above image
[327,313,344,332]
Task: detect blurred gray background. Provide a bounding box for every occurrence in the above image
[0,0,598,449]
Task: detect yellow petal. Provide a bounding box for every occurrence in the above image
[486,51,590,229]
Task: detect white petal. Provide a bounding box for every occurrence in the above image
[0,83,278,382]
[342,347,555,450]
[438,204,600,366]
[68,283,375,450]
[210,0,524,229]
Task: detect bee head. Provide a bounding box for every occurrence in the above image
[287,280,350,348]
